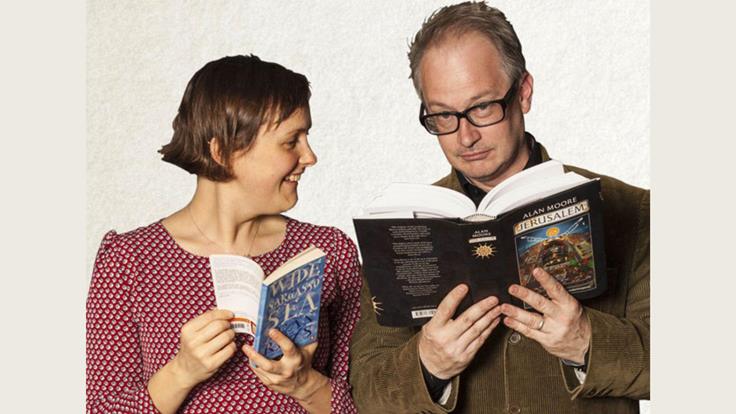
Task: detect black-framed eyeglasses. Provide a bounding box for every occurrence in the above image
[419,83,518,135]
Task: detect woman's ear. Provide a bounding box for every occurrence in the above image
[209,137,225,166]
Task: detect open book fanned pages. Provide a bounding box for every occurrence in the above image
[209,246,326,359]
[353,160,607,327]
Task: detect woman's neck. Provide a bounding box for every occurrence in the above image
[187,179,261,249]
[163,178,287,258]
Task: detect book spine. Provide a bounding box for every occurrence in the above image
[252,283,271,359]
[459,219,513,305]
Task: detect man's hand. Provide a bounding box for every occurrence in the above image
[418,284,502,379]
[500,267,591,364]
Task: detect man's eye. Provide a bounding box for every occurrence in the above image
[472,102,498,117]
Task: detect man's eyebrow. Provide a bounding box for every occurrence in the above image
[425,89,501,111]
[468,89,503,103]
[424,100,454,111]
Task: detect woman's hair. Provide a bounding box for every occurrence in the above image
[160,54,311,181]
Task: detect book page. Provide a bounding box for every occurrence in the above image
[363,182,475,218]
[354,210,415,219]
[483,173,590,217]
[209,255,265,335]
[478,160,565,212]
[263,246,325,284]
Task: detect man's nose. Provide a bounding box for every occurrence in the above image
[456,117,481,147]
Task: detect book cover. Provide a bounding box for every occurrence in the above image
[253,254,327,359]
[502,179,606,303]
[353,180,606,327]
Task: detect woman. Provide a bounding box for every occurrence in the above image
[86,55,361,414]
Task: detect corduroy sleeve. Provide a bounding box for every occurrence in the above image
[349,276,460,414]
[562,190,650,399]
[325,228,362,414]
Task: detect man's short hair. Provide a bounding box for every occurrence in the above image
[408,1,526,98]
[160,54,311,181]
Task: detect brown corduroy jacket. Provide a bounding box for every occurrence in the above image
[349,145,650,414]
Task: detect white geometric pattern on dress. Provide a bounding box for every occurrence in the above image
[86,217,362,413]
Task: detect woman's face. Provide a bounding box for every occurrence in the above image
[228,106,317,214]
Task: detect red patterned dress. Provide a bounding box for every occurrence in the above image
[86,217,362,413]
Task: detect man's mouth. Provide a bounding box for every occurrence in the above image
[459,149,491,161]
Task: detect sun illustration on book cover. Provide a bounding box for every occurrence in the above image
[472,243,496,259]
[546,226,560,237]
[371,296,384,315]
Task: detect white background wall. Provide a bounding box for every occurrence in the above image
[88,1,649,411]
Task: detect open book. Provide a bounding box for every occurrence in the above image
[353,160,607,327]
[360,160,587,220]
[209,246,326,359]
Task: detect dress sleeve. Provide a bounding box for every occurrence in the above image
[86,231,161,414]
[324,229,362,414]
[562,190,650,399]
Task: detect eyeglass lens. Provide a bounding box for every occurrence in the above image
[424,102,505,134]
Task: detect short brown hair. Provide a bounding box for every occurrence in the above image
[408,1,526,98]
[160,54,311,181]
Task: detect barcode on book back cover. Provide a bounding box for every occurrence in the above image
[411,309,437,319]
[230,322,255,335]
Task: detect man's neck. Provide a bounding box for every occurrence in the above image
[466,154,529,192]
[456,133,542,207]
[465,136,533,192]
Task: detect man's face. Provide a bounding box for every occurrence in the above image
[419,32,533,191]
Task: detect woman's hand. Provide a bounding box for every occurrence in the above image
[149,309,237,414]
[170,309,238,388]
[243,329,330,410]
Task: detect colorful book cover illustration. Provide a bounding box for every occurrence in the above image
[254,255,326,359]
[209,247,326,359]
[514,201,597,298]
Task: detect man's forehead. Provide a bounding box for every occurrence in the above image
[424,87,504,110]
[420,34,510,110]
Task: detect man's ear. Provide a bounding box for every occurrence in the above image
[209,137,226,166]
[518,71,534,114]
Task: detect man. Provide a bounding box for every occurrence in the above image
[349,2,649,413]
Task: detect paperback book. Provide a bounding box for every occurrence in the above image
[209,246,326,359]
[353,160,607,327]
